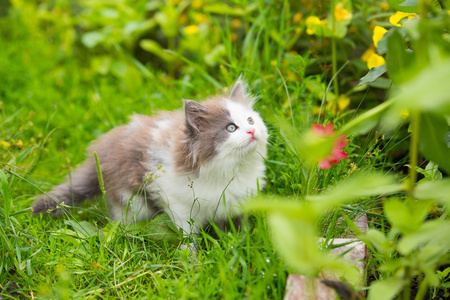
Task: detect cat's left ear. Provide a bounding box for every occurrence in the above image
[229,76,253,107]
[184,99,207,132]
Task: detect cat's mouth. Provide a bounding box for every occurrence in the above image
[247,135,257,145]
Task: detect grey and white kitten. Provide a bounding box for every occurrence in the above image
[32,78,268,237]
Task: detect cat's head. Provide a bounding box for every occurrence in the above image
[182,78,268,168]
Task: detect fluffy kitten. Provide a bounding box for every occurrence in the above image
[32,78,268,237]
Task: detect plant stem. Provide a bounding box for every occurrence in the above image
[330,0,339,96]
[415,276,429,300]
[408,112,420,196]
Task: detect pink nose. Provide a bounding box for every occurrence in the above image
[247,128,255,136]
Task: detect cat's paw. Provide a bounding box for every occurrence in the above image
[31,194,64,216]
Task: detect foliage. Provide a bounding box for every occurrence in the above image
[1,0,450,299]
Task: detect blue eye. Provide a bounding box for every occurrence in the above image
[247,117,254,125]
[226,124,237,132]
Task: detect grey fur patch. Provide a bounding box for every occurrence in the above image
[175,98,233,174]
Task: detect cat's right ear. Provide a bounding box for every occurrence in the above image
[184,99,207,132]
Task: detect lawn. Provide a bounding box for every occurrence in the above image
[1,0,450,299]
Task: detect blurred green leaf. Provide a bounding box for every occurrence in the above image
[368,278,405,300]
[203,4,246,16]
[360,229,391,255]
[398,220,450,255]
[384,198,433,236]
[386,29,415,84]
[415,179,450,205]
[269,214,321,275]
[384,58,450,128]
[306,173,402,204]
[110,60,128,79]
[140,39,175,62]
[419,113,450,174]
[81,31,105,48]
[155,6,178,38]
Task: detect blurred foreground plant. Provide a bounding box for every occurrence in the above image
[250,1,450,299]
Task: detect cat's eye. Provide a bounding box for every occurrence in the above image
[226,124,237,132]
[247,117,254,125]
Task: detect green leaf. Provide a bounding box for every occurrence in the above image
[419,113,450,174]
[269,214,320,275]
[203,4,246,16]
[388,0,419,12]
[384,197,433,236]
[386,29,415,84]
[110,60,128,79]
[81,31,105,48]
[0,169,10,220]
[340,100,392,136]
[140,39,175,62]
[360,229,391,255]
[398,220,450,255]
[155,6,178,38]
[417,161,442,182]
[138,214,180,243]
[415,179,450,205]
[306,173,402,204]
[368,278,405,300]
[246,198,320,223]
[359,65,387,86]
[384,58,450,129]
[64,220,98,239]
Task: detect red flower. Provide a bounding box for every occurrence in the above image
[312,123,348,169]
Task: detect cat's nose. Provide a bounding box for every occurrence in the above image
[247,128,255,136]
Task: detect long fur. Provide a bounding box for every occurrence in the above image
[32,78,268,235]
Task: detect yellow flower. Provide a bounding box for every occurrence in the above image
[367,52,386,69]
[293,12,303,25]
[334,3,352,23]
[361,47,376,63]
[231,19,242,28]
[380,2,390,11]
[0,141,11,149]
[231,33,238,43]
[337,95,350,111]
[184,25,199,35]
[400,109,409,119]
[191,0,203,10]
[305,16,322,35]
[373,25,387,48]
[178,14,188,25]
[389,11,418,27]
[194,13,208,24]
[15,140,23,148]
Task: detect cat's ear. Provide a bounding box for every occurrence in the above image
[229,75,253,107]
[184,99,207,132]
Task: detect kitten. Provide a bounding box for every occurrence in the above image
[32,78,268,238]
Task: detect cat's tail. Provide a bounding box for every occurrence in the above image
[32,160,101,216]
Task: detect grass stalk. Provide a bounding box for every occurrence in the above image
[94,152,109,219]
[407,113,420,196]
